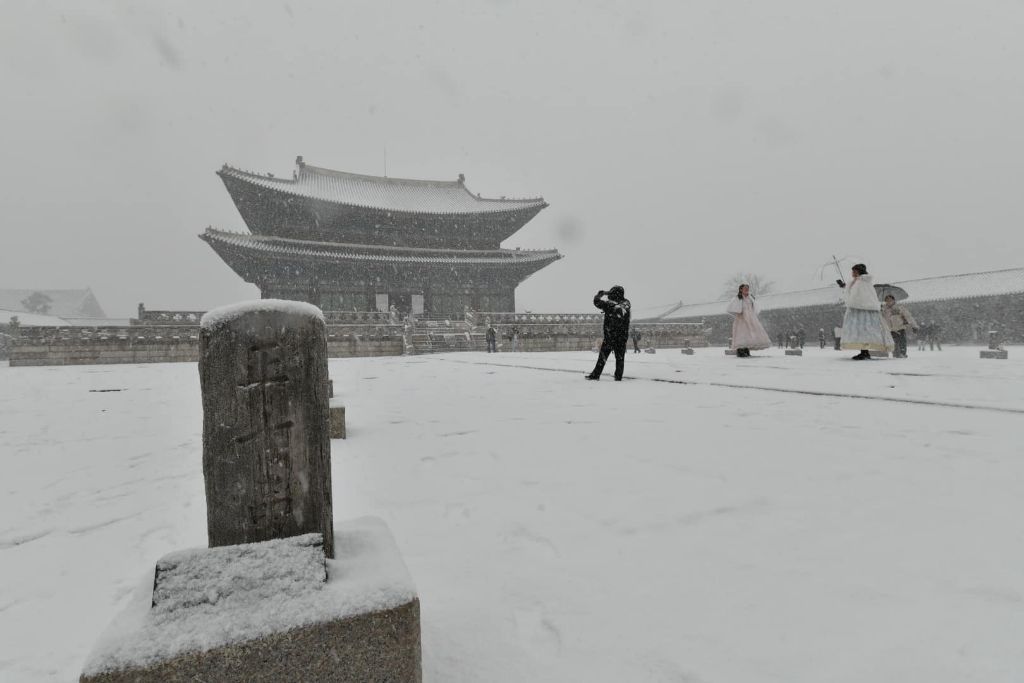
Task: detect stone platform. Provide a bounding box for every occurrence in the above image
[785,349,803,356]
[980,349,1009,359]
[80,518,419,683]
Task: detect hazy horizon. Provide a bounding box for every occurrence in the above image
[3,0,1023,318]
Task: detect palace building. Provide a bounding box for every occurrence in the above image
[201,156,561,316]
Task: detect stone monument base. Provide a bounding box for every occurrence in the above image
[81,518,419,683]
[643,347,656,354]
[785,349,803,356]
[680,348,694,355]
[330,399,347,439]
[724,349,737,356]
[82,601,419,683]
[980,349,1008,359]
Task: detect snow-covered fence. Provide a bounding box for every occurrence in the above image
[134,306,395,326]
[131,309,205,326]
[9,323,405,366]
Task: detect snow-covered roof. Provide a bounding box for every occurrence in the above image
[202,228,562,266]
[0,288,106,318]
[669,267,1024,319]
[0,308,70,327]
[218,161,547,216]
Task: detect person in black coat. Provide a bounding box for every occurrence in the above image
[586,285,631,381]
[485,323,497,353]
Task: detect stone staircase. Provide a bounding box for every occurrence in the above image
[404,318,488,355]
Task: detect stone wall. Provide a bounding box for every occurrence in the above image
[478,321,708,353]
[9,325,406,367]
[674,294,1024,345]
[9,315,707,366]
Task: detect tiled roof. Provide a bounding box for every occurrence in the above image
[201,229,562,267]
[1,308,71,327]
[219,161,547,216]
[669,267,1024,319]
[0,288,106,318]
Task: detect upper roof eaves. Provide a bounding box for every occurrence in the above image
[219,162,547,216]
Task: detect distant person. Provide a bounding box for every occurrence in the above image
[837,263,893,360]
[777,332,785,349]
[797,329,806,349]
[818,328,826,349]
[726,284,772,358]
[918,322,929,351]
[880,295,918,358]
[631,327,643,353]
[833,325,842,350]
[485,323,497,353]
[586,286,631,381]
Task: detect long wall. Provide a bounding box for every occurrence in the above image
[9,325,404,367]
[8,315,708,366]
[674,294,1024,346]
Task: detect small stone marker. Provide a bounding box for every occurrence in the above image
[680,347,694,355]
[785,349,803,356]
[981,330,1008,359]
[199,301,334,558]
[644,347,656,354]
[329,399,346,439]
[724,349,737,356]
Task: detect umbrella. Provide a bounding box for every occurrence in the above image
[874,284,909,302]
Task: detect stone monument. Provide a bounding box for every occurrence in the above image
[980,329,1009,359]
[80,300,420,683]
[199,302,335,556]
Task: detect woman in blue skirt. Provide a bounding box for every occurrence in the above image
[837,263,894,360]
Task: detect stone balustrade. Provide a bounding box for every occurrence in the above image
[132,310,206,326]
[475,312,604,325]
[9,312,709,365]
[10,323,405,366]
[135,307,396,326]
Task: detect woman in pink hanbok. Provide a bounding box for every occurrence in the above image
[726,284,772,357]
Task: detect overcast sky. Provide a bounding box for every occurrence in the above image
[3,0,1023,318]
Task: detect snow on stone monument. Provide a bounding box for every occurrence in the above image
[80,300,421,683]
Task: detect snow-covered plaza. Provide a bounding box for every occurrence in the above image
[2,347,1023,682]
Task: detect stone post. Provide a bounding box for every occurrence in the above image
[199,301,334,558]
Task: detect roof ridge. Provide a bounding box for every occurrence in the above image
[303,164,462,189]
[892,266,1024,285]
[220,161,547,208]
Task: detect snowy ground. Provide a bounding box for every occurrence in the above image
[2,346,1024,682]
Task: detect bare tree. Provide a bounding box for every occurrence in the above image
[721,273,774,299]
[20,291,52,314]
